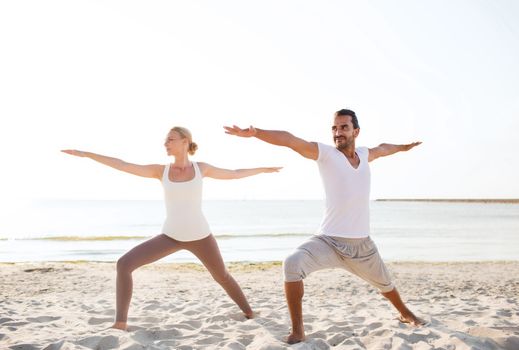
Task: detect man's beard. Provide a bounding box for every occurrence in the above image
[334,136,353,150]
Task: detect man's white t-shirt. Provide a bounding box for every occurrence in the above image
[316,142,370,238]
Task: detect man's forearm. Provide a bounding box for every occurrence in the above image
[379,143,404,157]
[379,143,411,157]
[369,141,421,161]
[254,128,294,148]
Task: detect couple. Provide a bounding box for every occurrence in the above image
[62,109,424,344]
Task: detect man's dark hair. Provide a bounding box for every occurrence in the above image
[335,109,360,129]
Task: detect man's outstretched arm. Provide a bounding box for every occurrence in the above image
[368,142,422,162]
[224,125,318,160]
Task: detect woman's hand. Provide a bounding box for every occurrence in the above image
[61,149,88,157]
[262,167,283,173]
[61,150,163,179]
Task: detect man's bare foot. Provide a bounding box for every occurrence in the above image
[398,313,426,326]
[244,310,259,319]
[285,331,305,344]
[111,321,128,331]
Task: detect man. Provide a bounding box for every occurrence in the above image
[224,109,424,344]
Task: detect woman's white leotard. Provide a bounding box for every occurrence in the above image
[161,162,211,242]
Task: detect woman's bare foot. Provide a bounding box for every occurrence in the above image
[244,311,255,319]
[398,313,427,326]
[111,321,128,331]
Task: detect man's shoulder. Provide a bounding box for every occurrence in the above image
[316,142,338,162]
[317,142,335,150]
[356,146,369,155]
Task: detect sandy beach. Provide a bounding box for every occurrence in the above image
[1,261,518,349]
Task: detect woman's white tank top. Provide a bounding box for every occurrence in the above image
[161,162,211,241]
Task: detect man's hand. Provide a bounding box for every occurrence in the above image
[402,142,422,151]
[223,125,257,138]
[223,124,318,160]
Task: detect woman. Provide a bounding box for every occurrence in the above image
[62,126,281,330]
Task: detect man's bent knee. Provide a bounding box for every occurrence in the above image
[283,251,308,282]
[380,284,396,294]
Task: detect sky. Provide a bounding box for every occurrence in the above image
[1,0,518,202]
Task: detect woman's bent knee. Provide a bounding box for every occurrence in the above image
[212,270,233,285]
[116,256,135,274]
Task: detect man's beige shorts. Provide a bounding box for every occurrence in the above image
[283,235,394,293]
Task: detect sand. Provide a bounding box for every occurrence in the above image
[1,261,518,349]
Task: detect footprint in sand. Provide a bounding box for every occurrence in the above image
[132,329,182,343]
[43,340,84,350]
[236,324,260,332]
[307,330,327,340]
[370,328,393,337]
[143,303,161,311]
[219,302,235,308]
[87,317,112,325]
[367,321,383,330]
[101,309,115,316]
[497,309,512,317]
[8,343,39,350]
[324,325,354,333]
[206,315,230,323]
[328,333,348,346]
[195,335,224,345]
[464,319,477,326]
[302,338,329,349]
[23,268,55,273]
[3,321,30,327]
[155,340,180,348]
[181,320,202,329]
[0,317,14,324]
[236,334,254,347]
[217,340,247,349]
[182,309,199,316]
[348,316,365,323]
[76,335,119,349]
[394,331,440,344]
[26,316,61,323]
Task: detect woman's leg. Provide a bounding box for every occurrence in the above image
[113,234,181,329]
[187,235,253,318]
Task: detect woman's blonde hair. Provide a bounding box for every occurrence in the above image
[170,126,198,155]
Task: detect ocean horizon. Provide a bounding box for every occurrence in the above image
[1,199,518,263]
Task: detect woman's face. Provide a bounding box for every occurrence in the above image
[164,130,187,156]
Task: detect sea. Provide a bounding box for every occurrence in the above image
[0,200,518,263]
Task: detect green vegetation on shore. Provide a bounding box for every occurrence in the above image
[376,199,519,204]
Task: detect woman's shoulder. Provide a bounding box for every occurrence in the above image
[195,161,209,172]
[155,164,167,179]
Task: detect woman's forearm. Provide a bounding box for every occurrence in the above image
[231,167,271,179]
[82,152,128,171]
[62,149,161,178]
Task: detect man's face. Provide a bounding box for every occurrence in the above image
[332,115,359,150]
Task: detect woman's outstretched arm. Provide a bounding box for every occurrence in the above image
[61,150,163,179]
[197,162,282,180]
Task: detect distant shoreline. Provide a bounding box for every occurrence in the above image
[376,198,519,204]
